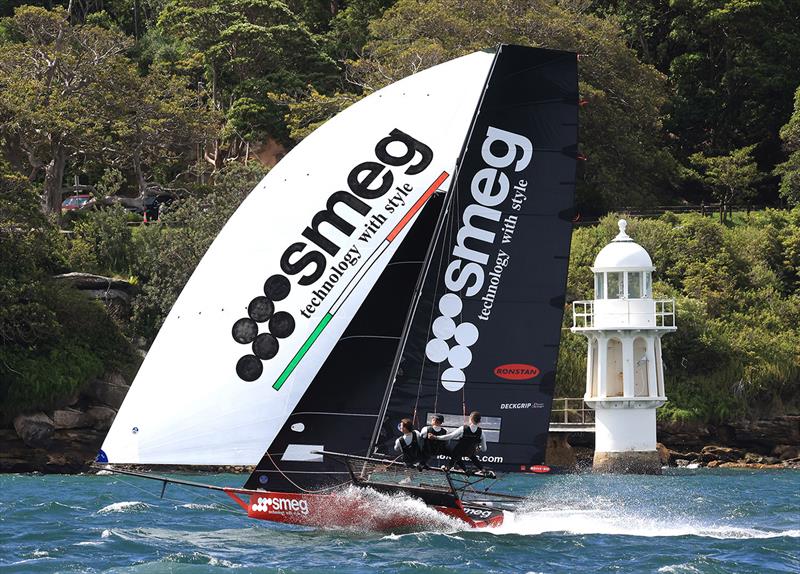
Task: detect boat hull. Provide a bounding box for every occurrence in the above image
[232,490,504,530]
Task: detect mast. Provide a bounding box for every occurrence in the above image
[368,48,502,451]
[369,45,579,472]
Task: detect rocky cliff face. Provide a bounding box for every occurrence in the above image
[1,373,128,473]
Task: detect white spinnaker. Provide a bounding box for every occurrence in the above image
[100,51,494,465]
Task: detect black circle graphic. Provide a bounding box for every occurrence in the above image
[264,275,291,301]
[269,311,295,339]
[231,318,258,344]
[248,296,274,322]
[252,333,279,360]
[236,355,263,381]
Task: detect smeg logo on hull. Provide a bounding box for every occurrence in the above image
[493,363,540,380]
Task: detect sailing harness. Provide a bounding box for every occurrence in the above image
[452,425,483,458]
[399,431,423,466]
[425,426,449,456]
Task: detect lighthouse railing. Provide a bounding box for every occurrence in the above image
[572,300,594,328]
[655,299,676,327]
[549,397,595,430]
[571,298,676,330]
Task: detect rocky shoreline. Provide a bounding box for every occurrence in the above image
[3,377,799,473]
[551,417,800,472]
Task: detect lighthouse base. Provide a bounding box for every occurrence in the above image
[592,450,662,474]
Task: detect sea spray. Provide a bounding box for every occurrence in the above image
[303,485,465,533]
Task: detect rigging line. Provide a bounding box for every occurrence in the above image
[264,452,350,494]
[412,188,455,424]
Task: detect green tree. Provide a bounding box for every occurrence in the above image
[775,86,800,207]
[131,162,266,340]
[690,145,759,221]
[157,0,339,169]
[666,1,800,169]
[346,0,677,212]
[0,6,132,218]
[108,68,218,195]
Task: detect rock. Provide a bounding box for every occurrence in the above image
[727,417,800,451]
[657,420,712,450]
[86,406,116,430]
[675,458,690,467]
[546,434,577,470]
[772,444,800,460]
[743,452,764,464]
[706,460,720,468]
[13,412,55,448]
[84,374,129,409]
[53,272,137,294]
[593,450,662,474]
[51,408,92,429]
[656,442,670,465]
[700,445,744,463]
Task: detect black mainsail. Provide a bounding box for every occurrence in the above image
[371,45,579,472]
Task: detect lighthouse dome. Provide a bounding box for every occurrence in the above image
[592,220,654,271]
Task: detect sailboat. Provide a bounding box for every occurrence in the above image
[96,44,579,530]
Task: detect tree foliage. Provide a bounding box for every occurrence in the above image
[346,0,677,212]
[690,145,760,220]
[0,6,132,217]
[775,86,800,206]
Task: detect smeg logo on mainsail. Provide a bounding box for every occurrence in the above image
[232,129,434,383]
[425,126,533,392]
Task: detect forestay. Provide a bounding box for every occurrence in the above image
[99,51,495,465]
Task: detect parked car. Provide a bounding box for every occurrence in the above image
[61,194,93,212]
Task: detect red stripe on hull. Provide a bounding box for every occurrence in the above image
[245,491,504,530]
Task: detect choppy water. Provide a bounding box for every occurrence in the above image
[1,469,798,573]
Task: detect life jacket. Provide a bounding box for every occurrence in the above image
[452,425,482,456]
[399,431,422,464]
[425,426,448,455]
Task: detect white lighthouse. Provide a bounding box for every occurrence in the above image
[571,220,676,474]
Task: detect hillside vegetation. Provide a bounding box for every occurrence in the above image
[1,0,799,423]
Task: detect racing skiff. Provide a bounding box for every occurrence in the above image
[96,44,578,531]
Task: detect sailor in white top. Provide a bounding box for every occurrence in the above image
[394,418,426,469]
[429,411,492,475]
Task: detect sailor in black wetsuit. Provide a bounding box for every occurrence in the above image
[420,414,448,467]
[429,411,494,476]
[393,418,426,470]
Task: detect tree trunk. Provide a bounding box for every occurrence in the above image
[43,146,66,220]
[132,147,147,198]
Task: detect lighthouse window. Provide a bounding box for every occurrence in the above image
[628,272,642,298]
[595,273,605,299]
[607,272,623,299]
[644,272,652,298]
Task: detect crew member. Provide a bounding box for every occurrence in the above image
[394,418,426,469]
[420,414,448,465]
[429,411,494,476]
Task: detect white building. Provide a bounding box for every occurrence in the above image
[571,220,676,473]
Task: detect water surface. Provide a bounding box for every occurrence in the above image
[1,469,797,573]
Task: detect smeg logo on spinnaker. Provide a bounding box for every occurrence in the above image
[493,363,540,380]
[231,129,434,383]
